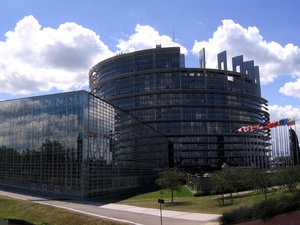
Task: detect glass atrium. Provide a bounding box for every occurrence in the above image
[0,91,168,199]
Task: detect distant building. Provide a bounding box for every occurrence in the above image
[0,91,168,199]
[89,46,270,171]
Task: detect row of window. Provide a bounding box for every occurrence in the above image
[112,93,262,109]
[91,49,181,83]
[98,72,257,96]
[130,108,259,122]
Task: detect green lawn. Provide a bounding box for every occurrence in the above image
[0,196,124,225]
[0,185,297,224]
[116,185,297,214]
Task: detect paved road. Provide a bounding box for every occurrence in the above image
[0,190,220,225]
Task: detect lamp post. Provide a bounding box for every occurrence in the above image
[158,198,164,225]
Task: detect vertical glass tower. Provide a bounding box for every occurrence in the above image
[90,46,270,172]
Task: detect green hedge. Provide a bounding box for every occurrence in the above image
[220,192,300,225]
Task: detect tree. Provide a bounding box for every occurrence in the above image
[210,171,230,206]
[247,169,275,201]
[155,167,186,203]
[222,168,248,196]
[210,168,248,205]
[276,166,300,192]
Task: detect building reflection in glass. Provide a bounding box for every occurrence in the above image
[0,91,168,199]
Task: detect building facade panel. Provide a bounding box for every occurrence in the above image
[0,91,168,199]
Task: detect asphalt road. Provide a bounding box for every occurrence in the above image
[0,190,220,225]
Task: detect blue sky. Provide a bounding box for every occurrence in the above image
[1,0,300,129]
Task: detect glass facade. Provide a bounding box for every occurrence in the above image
[90,47,270,171]
[0,91,168,199]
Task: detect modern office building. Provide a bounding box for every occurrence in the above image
[0,91,168,199]
[89,46,270,171]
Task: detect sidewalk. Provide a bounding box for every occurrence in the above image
[99,203,221,222]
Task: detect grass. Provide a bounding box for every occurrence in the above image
[0,185,298,224]
[0,195,124,225]
[115,185,298,214]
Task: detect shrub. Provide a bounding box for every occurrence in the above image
[252,198,278,220]
[220,191,300,225]
[220,206,252,225]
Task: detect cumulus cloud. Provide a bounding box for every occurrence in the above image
[2,16,299,102]
[0,15,113,95]
[279,78,300,98]
[192,20,300,89]
[0,18,188,96]
[116,24,188,54]
[268,105,300,121]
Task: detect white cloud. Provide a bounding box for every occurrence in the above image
[279,78,300,98]
[116,24,188,54]
[0,15,113,95]
[2,17,300,102]
[268,105,300,121]
[192,20,300,88]
[0,19,189,96]
[268,104,300,137]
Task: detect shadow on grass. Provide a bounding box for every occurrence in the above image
[211,196,237,207]
[164,201,193,207]
[93,185,161,203]
[216,200,235,207]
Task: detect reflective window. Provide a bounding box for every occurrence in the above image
[0,91,168,199]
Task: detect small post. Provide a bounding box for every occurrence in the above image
[158,198,164,225]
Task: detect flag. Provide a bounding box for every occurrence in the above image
[287,119,295,126]
[245,126,253,132]
[262,122,272,130]
[236,125,253,132]
[236,126,249,132]
[252,124,260,131]
[236,126,245,133]
[269,121,279,128]
[279,118,289,126]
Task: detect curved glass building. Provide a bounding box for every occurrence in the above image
[89,46,270,172]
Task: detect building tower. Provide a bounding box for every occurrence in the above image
[89,46,270,172]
